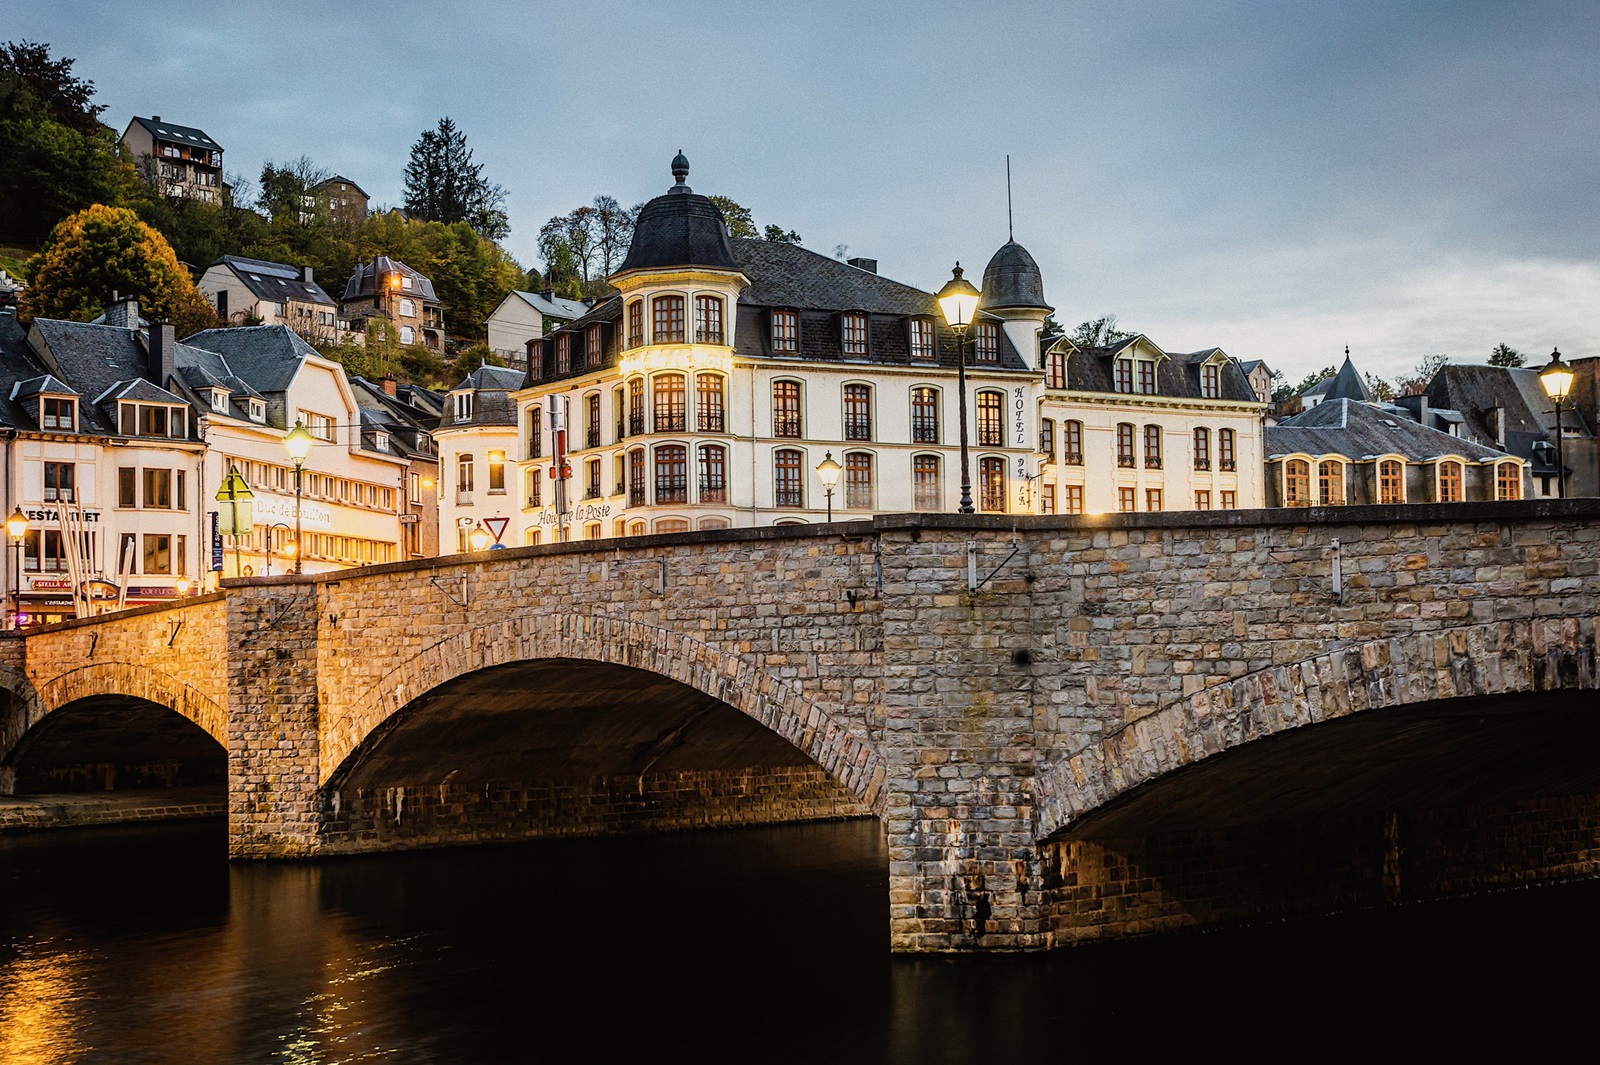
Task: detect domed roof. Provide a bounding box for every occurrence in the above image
[979,240,1051,313]
[614,152,740,276]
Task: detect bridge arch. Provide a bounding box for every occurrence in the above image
[1036,616,1600,841]
[323,611,887,816]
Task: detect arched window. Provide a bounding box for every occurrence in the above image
[1284,459,1311,506]
[652,295,685,343]
[974,322,999,363]
[978,456,1006,512]
[773,381,802,437]
[526,407,543,460]
[627,300,644,349]
[1046,348,1067,389]
[1143,425,1162,469]
[911,386,939,444]
[1318,460,1345,505]
[697,374,725,432]
[1379,459,1405,503]
[773,449,803,507]
[1219,428,1237,470]
[976,390,1004,446]
[1063,420,1083,465]
[1193,428,1211,470]
[525,467,541,507]
[698,444,727,503]
[628,378,645,436]
[585,393,602,449]
[694,294,724,343]
[1497,461,1522,500]
[584,521,601,540]
[1116,423,1136,467]
[653,373,686,433]
[1438,460,1464,502]
[844,383,873,441]
[913,454,941,511]
[655,518,690,534]
[699,517,730,531]
[628,448,645,507]
[655,444,687,504]
[629,520,646,537]
[844,451,874,509]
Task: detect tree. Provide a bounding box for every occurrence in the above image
[591,195,637,277]
[762,224,802,244]
[0,41,126,243]
[1069,315,1134,348]
[1394,353,1448,397]
[1488,343,1525,367]
[401,117,509,239]
[709,195,756,239]
[1272,366,1336,409]
[257,155,330,225]
[20,204,216,335]
[1365,372,1395,402]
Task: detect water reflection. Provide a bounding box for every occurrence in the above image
[3,819,1600,1062]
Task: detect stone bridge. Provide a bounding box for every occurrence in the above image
[2,501,1597,952]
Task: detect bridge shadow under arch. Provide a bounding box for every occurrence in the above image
[318,656,877,852]
[2,693,227,795]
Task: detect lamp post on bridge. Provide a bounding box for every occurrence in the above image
[935,263,982,514]
[264,522,297,576]
[815,451,841,522]
[7,506,26,628]
[284,420,315,574]
[1539,347,1574,500]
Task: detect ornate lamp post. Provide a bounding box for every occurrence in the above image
[284,420,315,574]
[935,263,982,514]
[1539,347,1574,499]
[815,451,841,521]
[468,523,491,552]
[7,506,26,628]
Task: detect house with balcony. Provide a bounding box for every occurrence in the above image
[119,116,224,204]
[196,256,342,343]
[339,257,445,353]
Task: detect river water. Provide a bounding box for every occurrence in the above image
[1,817,1595,1063]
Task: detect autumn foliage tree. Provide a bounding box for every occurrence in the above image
[21,204,216,335]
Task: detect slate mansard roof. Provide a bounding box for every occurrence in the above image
[1044,335,1261,403]
[614,153,741,276]
[1266,398,1513,463]
[212,255,336,307]
[342,256,440,303]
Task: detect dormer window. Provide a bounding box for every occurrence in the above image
[1114,356,1159,395]
[587,323,603,364]
[120,402,187,439]
[210,389,230,413]
[454,392,474,421]
[556,332,571,374]
[373,433,390,453]
[974,322,999,364]
[41,397,75,431]
[841,312,868,357]
[1201,363,1221,399]
[771,309,798,353]
[248,399,266,423]
[908,318,935,361]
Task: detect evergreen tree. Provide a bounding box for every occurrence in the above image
[401,117,509,239]
[1488,343,1525,367]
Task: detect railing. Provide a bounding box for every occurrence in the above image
[629,485,645,507]
[774,488,802,508]
[844,416,873,441]
[630,415,646,436]
[1145,458,1163,469]
[527,437,542,459]
[586,427,601,450]
[698,411,725,433]
[1064,452,1083,466]
[912,424,939,444]
[773,415,802,438]
[656,482,687,504]
[977,431,1004,447]
[654,412,686,433]
[1117,455,1135,468]
[615,481,626,497]
[584,484,602,500]
[1194,459,1211,470]
[657,329,685,343]
[1220,459,1237,471]
[696,330,724,344]
[616,422,626,442]
[699,481,727,504]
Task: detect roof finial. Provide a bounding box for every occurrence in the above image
[1006,155,1014,243]
[670,149,690,192]
[1345,345,1350,358]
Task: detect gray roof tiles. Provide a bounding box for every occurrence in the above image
[182,325,318,396]
[212,255,335,307]
[1267,398,1511,462]
[130,116,222,153]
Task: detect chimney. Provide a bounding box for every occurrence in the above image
[302,265,314,284]
[151,115,160,122]
[104,293,139,330]
[381,374,397,397]
[1493,403,1506,448]
[846,257,878,274]
[148,321,176,386]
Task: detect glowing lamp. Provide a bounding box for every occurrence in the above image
[1540,348,1574,402]
[935,263,981,332]
[284,420,315,464]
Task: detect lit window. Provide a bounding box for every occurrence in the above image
[978,456,1005,512]
[1438,460,1463,502]
[1063,421,1083,465]
[913,455,941,510]
[696,374,725,433]
[488,451,506,493]
[1284,459,1311,506]
[1497,462,1522,500]
[844,452,873,509]
[655,445,687,503]
[909,319,935,361]
[774,449,803,507]
[1379,459,1405,504]
[627,301,644,348]
[976,391,1004,447]
[653,295,685,343]
[653,374,686,433]
[694,295,724,344]
[1318,461,1344,505]
[773,381,802,437]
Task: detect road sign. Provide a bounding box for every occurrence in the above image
[483,517,509,543]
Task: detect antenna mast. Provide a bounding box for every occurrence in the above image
[1006,155,1014,242]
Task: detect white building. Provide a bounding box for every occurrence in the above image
[485,290,590,369]
[196,255,342,343]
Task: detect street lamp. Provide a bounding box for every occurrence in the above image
[264,521,297,576]
[284,419,315,574]
[468,523,491,552]
[815,451,841,521]
[1539,347,1574,499]
[175,575,191,597]
[935,263,982,514]
[7,506,26,628]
